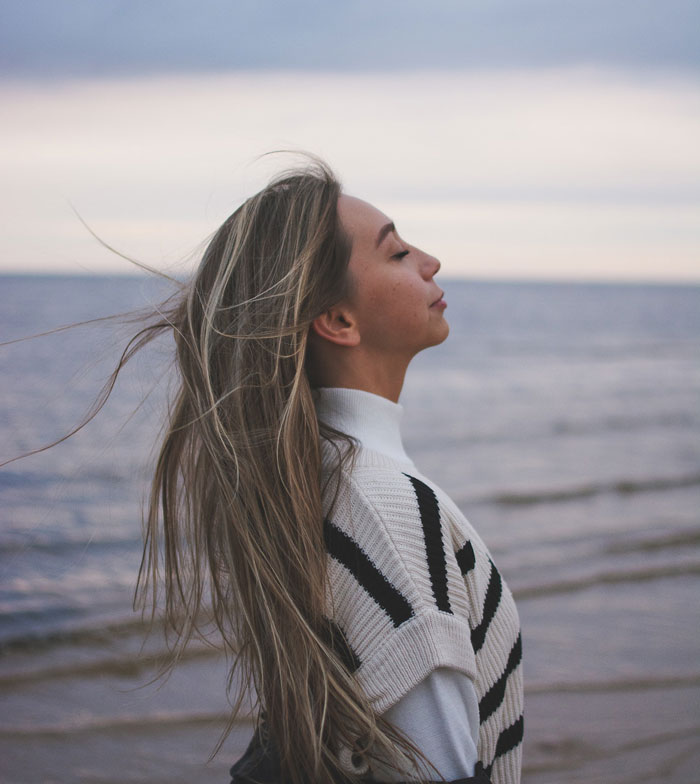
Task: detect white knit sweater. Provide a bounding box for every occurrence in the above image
[314,387,523,784]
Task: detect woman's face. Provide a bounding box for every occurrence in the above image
[337,194,449,362]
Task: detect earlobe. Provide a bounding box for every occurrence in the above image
[311,306,360,347]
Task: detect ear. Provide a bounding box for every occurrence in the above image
[310,303,361,347]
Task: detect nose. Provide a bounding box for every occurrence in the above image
[420,248,441,279]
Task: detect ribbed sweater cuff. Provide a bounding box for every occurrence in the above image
[358,610,477,716]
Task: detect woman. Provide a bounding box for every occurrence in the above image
[218,160,523,784]
[35,155,522,783]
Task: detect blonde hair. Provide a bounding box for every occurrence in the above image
[10,154,442,782]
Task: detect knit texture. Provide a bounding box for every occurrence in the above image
[318,412,523,783]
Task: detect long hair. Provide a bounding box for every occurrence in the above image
[134,156,442,783]
[7,155,441,783]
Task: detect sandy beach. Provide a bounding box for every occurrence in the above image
[2,596,699,784]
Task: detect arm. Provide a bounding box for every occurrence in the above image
[370,667,481,783]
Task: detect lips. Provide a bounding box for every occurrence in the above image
[431,291,445,306]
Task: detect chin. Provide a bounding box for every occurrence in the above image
[421,323,450,352]
[433,320,450,345]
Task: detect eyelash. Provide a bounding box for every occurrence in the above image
[393,249,409,260]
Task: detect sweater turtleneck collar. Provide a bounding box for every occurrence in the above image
[312,387,414,466]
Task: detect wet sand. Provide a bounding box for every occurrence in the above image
[2,626,699,784]
[523,680,700,783]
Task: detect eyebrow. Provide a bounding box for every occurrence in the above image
[375,221,395,249]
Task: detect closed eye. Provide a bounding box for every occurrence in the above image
[392,249,410,260]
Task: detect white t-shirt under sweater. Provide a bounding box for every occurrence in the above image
[313,387,523,784]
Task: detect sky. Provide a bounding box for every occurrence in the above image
[1,0,699,282]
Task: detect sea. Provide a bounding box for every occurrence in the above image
[1,274,699,784]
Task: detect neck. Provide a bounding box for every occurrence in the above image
[313,386,414,465]
[306,342,410,404]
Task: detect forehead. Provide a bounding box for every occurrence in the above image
[337,195,391,247]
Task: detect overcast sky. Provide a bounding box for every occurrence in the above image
[2,0,699,76]
[1,1,699,281]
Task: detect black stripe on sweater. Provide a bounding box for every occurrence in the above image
[403,474,452,614]
[478,633,522,723]
[324,518,414,627]
[455,540,476,576]
[484,714,524,778]
[470,559,502,654]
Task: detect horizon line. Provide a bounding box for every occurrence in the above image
[1,270,698,288]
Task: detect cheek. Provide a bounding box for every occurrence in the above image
[352,267,426,334]
[379,283,427,329]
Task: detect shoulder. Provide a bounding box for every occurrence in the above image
[322,451,450,558]
[321,450,480,710]
[321,444,487,586]
[323,449,488,565]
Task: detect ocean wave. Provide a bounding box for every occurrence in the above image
[408,410,700,451]
[0,470,49,489]
[489,471,700,506]
[513,561,700,599]
[0,643,220,688]
[0,467,135,489]
[523,725,700,778]
[550,410,698,436]
[0,709,249,738]
[0,609,224,656]
[526,672,700,695]
[0,614,150,655]
[604,528,700,555]
[0,533,142,556]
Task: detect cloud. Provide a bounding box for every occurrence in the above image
[386,200,700,282]
[1,0,699,77]
[0,68,698,281]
